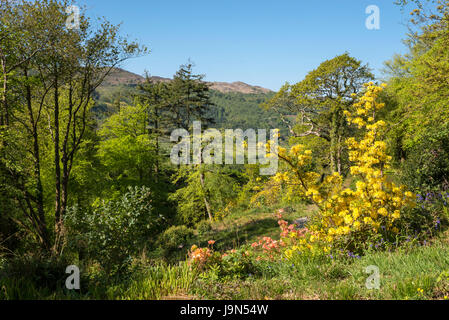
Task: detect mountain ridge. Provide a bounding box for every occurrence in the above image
[103,68,273,94]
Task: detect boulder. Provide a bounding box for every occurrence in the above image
[294,217,310,229]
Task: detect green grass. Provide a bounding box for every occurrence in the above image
[194,203,314,251]
[190,232,449,300]
[101,262,198,300]
[2,205,449,300]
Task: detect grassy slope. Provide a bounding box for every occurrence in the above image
[3,204,448,300]
[197,204,311,251]
[183,207,449,300]
[94,209,449,300]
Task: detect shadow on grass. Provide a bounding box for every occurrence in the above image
[205,217,281,251]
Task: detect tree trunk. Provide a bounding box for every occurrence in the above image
[53,70,62,253]
[154,108,160,183]
[199,168,213,222]
[337,135,342,175]
[25,69,50,250]
[1,56,8,126]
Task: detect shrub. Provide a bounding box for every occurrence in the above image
[188,244,221,272]
[0,254,71,296]
[219,247,259,280]
[400,191,449,237]
[158,225,195,253]
[196,220,213,237]
[400,128,449,192]
[65,186,164,274]
[254,84,417,258]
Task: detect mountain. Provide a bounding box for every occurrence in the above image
[94,68,289,137]
[209,81,272,94]
[101,68,148,86]
[102,68,273,94]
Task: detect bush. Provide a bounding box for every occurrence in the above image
[65,186,164,274]
[196,220,213,237]
[400,129,449,192]
[219,248,259,280]
[400,191,449,237]
[190,245,260,282]
[255,84,417,258]
[0,254,71,295]
[157,225,195,261]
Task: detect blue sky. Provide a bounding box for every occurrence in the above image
[77,0,413,91]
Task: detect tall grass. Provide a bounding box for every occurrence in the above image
[105,262,198,300]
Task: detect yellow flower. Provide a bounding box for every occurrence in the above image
[392,210,401,220]
[344,215,353,225]
[356,181,367,190]
[364,217,374,225]
[290,145,303,154]
[378,208,388,216]
[405,191,414,198]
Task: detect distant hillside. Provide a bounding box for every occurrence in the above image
[94,68,289,137]
[210,81,272,94]
[102,68,148,86]
[102,68,273,94]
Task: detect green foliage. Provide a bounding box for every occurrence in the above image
[0,254,71,299]
[209,91,284,132]
[399,127,449,191]
[196,220,213,237]
[156,225,195,261]
[97,103,158,189]
[170,166,239,225]
[0,0,146,252]
[65,186,164,273]
[217,247,259,280]
[384,0,449,192]
[264,53,374,175]
[168,62,216,130]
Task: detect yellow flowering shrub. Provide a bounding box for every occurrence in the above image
[255,83,416,258]
[250,143,319,206]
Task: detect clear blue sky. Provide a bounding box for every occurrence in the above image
[77,0,412,91]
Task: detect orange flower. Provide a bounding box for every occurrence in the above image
[208,240,216,245]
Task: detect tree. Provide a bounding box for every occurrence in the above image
[385,0,449,190]
[136,76,172,181]
[97,102,157,192]
[264,53,374,175]
[167,63,218,222]
[170,165,238,225]
[168,62,216,131]
[0,0,147,253]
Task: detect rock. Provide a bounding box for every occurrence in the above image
[294,217,309,229]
